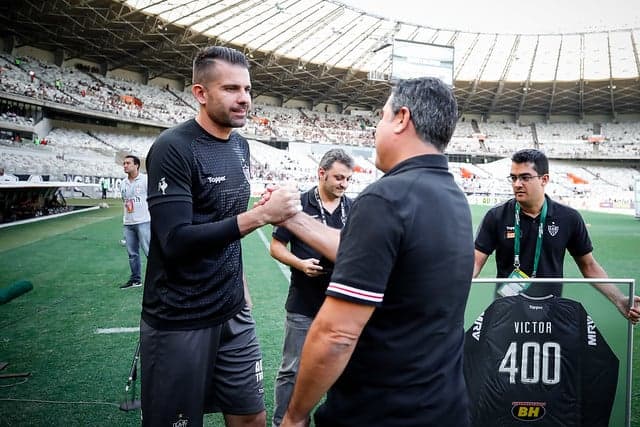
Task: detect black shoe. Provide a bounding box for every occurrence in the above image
[120,280,142,289]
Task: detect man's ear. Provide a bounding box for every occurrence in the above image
[540,173,550,187]
[393,106,411,134]
[192,84,206,105]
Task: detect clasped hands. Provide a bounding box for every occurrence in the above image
[254,184,302,225]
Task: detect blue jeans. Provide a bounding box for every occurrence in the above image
[124,222,150,283]
[272,311,313,427]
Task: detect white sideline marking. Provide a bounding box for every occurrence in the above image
[0,206,101,229]
[257,228,290,281]
[95,327,139,334]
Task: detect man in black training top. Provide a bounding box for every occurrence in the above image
[141,46,300,427]
[270,148,354,427]
[274,77,474,427]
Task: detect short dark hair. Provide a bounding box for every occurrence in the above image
[389,77,458,152]
[192,46,250,84]
[511,149,549,175]
[319,148,354,171]
[125,155,140,168]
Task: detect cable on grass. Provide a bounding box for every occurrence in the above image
[0,397,120,408]
[0,378,29,388]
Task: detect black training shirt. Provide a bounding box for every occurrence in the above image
[142,119,250,330]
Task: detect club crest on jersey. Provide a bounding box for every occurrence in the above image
[511,401,546,422]
[158,177,168,195]
[242,162,251,182]
[547,222,559,237]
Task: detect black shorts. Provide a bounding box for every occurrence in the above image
[140,306,265,427]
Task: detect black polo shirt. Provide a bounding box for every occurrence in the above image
[315,154,474,427]
[142,119,250,330]
[475,195,593,297]
[272,187,352,317]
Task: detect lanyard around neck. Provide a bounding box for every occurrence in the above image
[314,186,346,227]
[514,199,547,277]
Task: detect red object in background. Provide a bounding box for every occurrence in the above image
[460,167,475,179]
[567,173,588,184]
[121,95,143,107]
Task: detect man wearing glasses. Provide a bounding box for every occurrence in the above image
[473,148,639,322]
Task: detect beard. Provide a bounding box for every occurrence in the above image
[207,106,247,129]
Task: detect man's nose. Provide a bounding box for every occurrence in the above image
[238,90,251,104]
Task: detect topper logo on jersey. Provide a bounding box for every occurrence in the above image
[207,176,227,184]
[511,401,546,422]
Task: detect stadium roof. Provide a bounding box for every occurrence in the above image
[343,0,640,35]
[2,0,640,117]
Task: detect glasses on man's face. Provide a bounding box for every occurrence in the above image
[507,174,542,184]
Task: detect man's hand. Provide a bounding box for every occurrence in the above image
[614,294,640,324]
[253,184,276,208]
[259,186,301,225]
[299,258,324,277]
[280,414,310,427]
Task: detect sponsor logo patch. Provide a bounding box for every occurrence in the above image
[505,226,515,239]
[172,414,189,427]
[511,401,546,422]
[471,312,484,341]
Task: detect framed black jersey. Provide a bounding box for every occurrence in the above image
[464,294,618,427]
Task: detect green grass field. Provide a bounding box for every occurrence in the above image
[0,199,638,426]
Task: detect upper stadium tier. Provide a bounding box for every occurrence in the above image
[1,0,640,115]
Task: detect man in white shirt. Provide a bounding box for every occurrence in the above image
[120,155,150,289]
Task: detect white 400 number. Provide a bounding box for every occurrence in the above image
[498,341,561,385]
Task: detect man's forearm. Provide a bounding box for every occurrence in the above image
[284,318,358,422]
[270,239,303,271]
[578,258,619,302]
[281,212,340,262]
[237,207,268,236]
[238,187,301,236]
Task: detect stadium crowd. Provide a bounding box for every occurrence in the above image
[0,52,638,211]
